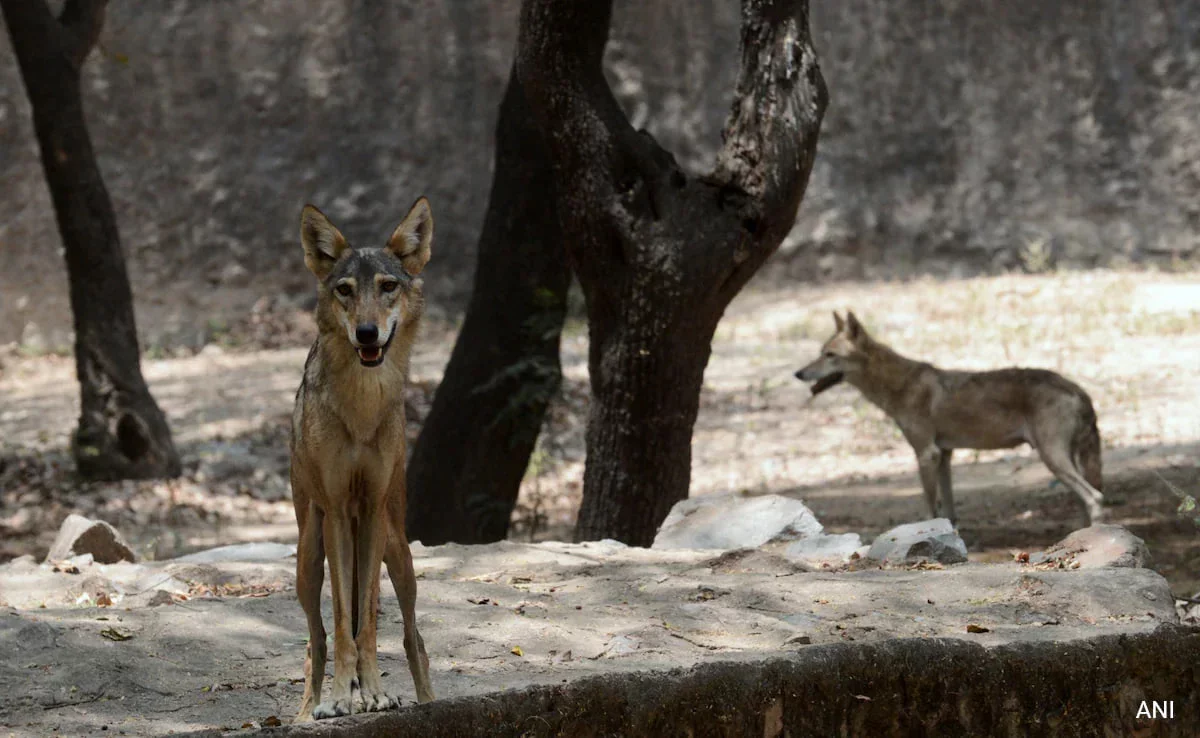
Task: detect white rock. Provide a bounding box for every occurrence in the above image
[866,518,967,565]
[653,493,822,551]
[784,533,863,564]
[173,542,296,563]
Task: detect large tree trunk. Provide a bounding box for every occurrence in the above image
[517,0,827,545]
[2,0,181,480]
[405,67,569,545]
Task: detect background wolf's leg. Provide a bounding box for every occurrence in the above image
[1037,442,1105,524]
[354,501,396,712]
[294,499,326,723]
[937,450,956,524]
[313,513,360,719]
[385,493,435,703]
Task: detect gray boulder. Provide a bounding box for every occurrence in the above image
[1031,524,1151,569]
[866,519,967,565]
[44,514,135,564]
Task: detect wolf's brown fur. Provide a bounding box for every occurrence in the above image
[290,199,435,721]
[796,311,1105,524]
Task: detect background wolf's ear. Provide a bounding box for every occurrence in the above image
[387,197,433,275]
[300,205,349,280]
[846,311,863,340]
[833,311,845,331]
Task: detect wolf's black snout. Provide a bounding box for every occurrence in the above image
[794,369,805,381]
[356,323,379,345]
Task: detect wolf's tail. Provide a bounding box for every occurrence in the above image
[1074,399,1103,492]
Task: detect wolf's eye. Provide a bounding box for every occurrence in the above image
[335,283,353,297]
[824,351,835,358]
[380,280,399,293]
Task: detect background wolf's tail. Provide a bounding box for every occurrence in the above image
[1074,399,1103,492]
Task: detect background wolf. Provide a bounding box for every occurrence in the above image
[796,311,1104,526]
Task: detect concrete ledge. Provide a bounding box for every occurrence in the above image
[191,624,1199,737]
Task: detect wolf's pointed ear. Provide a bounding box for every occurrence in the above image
[300,205,349,280]
[833,311,845,332]
[387,197,433,275]
[846,311,863,340]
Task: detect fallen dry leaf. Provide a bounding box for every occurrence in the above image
[100,627,133,642]
[188,582,282,599]
[510,645,524,657]
[262,716,282,727]
[966,624,990,634]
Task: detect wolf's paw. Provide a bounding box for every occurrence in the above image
[312,698,353,719]
[362,691,398,712]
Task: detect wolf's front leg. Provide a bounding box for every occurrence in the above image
[294,501,326,723]
[915,445,941,520]
[936,449,956,524]
[313,513,360,719]
[354,501,397,712]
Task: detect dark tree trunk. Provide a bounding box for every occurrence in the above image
[517,0,827,545]
[2,0,181,480]
[406,67,569,545]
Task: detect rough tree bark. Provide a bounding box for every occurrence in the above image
[406,67,569,544]
[517,0,827,545]
[2,0,181,480]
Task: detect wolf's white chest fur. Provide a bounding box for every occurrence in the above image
[327,361,406,444]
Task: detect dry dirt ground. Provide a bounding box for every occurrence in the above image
[1,269,1198,734]
[0,541,1178,736]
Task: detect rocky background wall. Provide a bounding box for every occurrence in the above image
[2,1,1197,348]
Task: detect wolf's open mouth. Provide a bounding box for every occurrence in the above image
[810,372,844,396]
[356,329,395,368]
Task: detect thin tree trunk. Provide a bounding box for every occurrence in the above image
[406,67,569,544]
[517,0,827,545]
[2,0,181,480]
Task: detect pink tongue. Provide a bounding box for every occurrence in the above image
[360,347,380,362]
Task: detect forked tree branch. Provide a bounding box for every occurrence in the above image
[58,0,108,67]
[0,0,107,69]
[516,0,619,161]
[517,0,825,301]
[711,0,828,256]
[516,0,629,241]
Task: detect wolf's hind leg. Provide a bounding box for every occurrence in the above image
[385,494,434,704]
[1037,441,1105,524]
